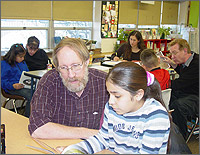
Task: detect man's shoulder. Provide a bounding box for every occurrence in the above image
[88,68,107,80]
[41,68,60,81]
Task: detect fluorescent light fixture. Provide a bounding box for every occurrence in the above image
[141,1,155,5]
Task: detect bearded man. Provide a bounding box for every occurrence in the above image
[28,38,109,139]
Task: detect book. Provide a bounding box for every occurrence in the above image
[19,71,35,89]
[1,124,6,154]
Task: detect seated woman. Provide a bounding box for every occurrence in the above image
[24,36,51,71]
[112,30,146,61]
[1,44,32,117]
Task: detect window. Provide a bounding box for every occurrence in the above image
[54,20,92,40]
[1,19,49,53]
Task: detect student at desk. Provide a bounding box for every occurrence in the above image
[111,30,146,61]
[1,44,31,117]
[58,62,170,154]
[140,49,171,90]
[24,36,51,71]
[28,38,109,139]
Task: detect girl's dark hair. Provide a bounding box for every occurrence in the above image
[124,30,147,60]
[106,62,166,108]
[3,44,26,66]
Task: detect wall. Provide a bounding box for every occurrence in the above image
[93,1,102,48]
[101,38,117,53]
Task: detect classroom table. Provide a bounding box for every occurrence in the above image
[24,70,48,98]
[1,107,114,154]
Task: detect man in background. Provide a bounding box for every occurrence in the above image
[162,38,199,140]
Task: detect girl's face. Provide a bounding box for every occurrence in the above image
[106,80,144,115]
[16,53,25,63]
[129,35,139,48]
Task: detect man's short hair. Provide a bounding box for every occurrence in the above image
[53,38,90,68]
[168,38,191,53]
[27,36,40,50]
[140,49,159,68]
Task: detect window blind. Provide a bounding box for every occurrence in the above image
[119,1,138,24]
[138,1,161,25]
[52,1,93,21]
[162,1,179,24]
[1,1,93,21]
[1,1,51,20]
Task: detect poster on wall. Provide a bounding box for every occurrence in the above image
[101,1,119,38]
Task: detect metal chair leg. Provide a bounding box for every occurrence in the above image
[186,117,199,143]
[2,98,11,108]
[12,99,18,113]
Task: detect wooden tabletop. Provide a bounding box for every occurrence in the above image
[1,107,114,154]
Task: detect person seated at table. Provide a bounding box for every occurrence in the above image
[57,62,170,154]
[24,36,51,71]
[162,38,199,140]
[140,49,171,90]
[28,38,109,139]
[111,30,146,61]
[1,43,32,117]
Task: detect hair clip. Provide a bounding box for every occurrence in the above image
[16,45,19,47]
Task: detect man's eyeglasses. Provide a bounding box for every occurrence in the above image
[58,63,83,74]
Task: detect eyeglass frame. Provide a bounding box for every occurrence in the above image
[57,62,84,74]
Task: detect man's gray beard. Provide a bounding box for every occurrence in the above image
[60,67,89,93]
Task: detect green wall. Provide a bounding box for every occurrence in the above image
[189,1,199,28]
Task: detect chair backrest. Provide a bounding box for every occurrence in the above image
[1,88,25,100]
[161,88,172,110]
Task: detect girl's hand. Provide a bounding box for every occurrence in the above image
[13,83,24,89]
[113,56,119,61]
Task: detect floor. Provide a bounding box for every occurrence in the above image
[187,134,199,154]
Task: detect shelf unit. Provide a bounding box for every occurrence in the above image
[144,39,173,56]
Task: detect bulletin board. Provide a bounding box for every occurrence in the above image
[101,1,119,38]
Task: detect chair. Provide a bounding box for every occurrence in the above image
[186,115,199,143]
[161,88,172,111]
[1,88,26,114]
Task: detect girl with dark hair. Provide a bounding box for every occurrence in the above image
[1,43,31,117]
[58,62,170,154]
[112,30,147,61]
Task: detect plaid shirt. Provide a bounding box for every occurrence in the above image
[28,68,109,135]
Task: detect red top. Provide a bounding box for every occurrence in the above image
[150,67,171,90]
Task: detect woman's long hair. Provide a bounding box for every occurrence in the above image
[3,44,26,66]
[124,30,146,60]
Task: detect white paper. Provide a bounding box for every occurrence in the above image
[19,71,32,89]
[102,60,122,66]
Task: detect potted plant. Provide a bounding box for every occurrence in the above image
[157,27,171,39]
[117,28,131,43]
[113,28,131,52]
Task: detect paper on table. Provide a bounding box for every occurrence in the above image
[101,61,122,66]
[89,65,111,71]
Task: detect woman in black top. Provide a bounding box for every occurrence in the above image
[112,30,146,61]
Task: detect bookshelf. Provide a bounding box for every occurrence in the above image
[144,39,174,56]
